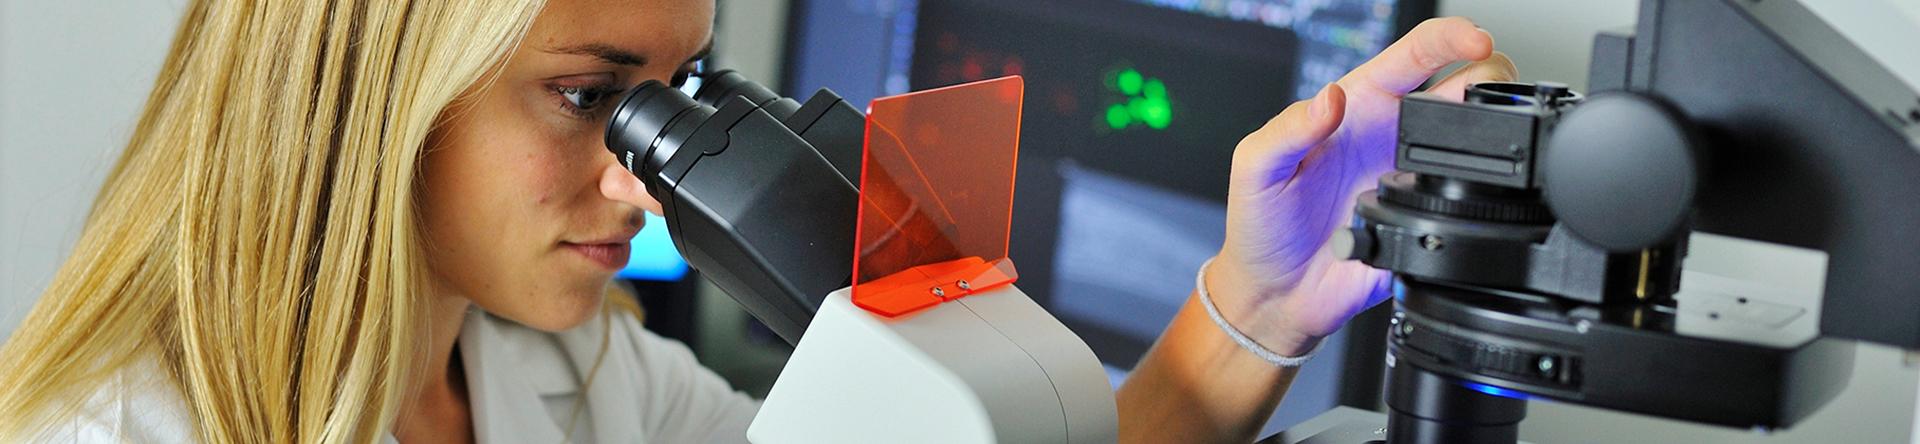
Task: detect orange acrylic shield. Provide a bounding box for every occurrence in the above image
[851,76,1024,317]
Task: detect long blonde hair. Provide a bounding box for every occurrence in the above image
[0,0,551,441]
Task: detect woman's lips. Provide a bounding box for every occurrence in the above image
[563,242,631,270]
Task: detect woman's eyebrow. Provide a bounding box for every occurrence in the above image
[544,43,649,67]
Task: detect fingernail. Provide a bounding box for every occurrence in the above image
[1309,84,1332,120]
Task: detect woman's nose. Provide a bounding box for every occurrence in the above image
[599,163,663,215]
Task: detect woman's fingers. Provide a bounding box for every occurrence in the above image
[1423,51,1520,101]
[1232,83,1348,190]
[1342,17,1494,97]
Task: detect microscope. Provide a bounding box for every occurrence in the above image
[606,72,1115,442]
[1274,0,1920,442]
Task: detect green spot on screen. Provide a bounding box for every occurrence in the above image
[1102,68,1171,131]
[1118,69,1143,96]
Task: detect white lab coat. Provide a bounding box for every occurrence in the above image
[42,307,761,443]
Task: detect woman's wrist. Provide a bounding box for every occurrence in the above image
[1202,256,1324,358]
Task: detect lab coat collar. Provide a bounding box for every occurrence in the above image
[550,310,651,443]
[458,308,575,444]
[453,307,653,444]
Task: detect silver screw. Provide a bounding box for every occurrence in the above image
[1537,356,1557,375]
[1420,235,1444,251]
[956,280,971,290]
[932,287,946,297]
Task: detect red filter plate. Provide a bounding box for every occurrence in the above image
[851,76,1025,317]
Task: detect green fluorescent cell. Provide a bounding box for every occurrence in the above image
[1143,79,1166,100]
[1142,99,1172,129]
[1118,69,1143,96]
[1103,69,1171,131]
[1106,104,1131,129]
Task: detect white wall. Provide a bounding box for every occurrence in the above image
[1440,0,1920,93]
[1439,0,1639,92]
[0,1,188,342]
[714,0,788,87]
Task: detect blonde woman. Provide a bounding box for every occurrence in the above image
[0,0,1515,442]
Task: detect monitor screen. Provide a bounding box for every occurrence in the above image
[619,212,690,281]
[786,0,1429,431]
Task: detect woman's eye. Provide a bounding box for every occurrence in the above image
[556,85,619,114]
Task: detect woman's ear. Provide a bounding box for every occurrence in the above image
[599,164,663,215]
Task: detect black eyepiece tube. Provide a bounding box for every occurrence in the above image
[605,79,859,345]
[639,70,866,188]
[607,80,709,179]
[693,70,802,120]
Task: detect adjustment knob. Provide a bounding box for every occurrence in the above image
[1542,93,1699,252]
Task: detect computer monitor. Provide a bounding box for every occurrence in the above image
[619,213,690,281]
[786,0,1432,432]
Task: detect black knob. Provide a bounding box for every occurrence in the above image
[1541,93,1699,252]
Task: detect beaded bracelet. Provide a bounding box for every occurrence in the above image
[1195,258,1321,367]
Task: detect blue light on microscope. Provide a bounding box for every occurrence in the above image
[1461,381,1532,400]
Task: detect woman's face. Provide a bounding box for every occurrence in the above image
[421,0,711,331]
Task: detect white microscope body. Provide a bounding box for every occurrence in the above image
[747,284,1118,443]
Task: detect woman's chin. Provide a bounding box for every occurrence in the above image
[496,288,606,332]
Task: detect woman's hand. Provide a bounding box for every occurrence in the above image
[1208,17,1520,356]
[1120,17,1521,444]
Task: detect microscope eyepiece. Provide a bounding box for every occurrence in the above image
[694,70,776,107]
[607,80,713,177]
[599,71,862,345]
